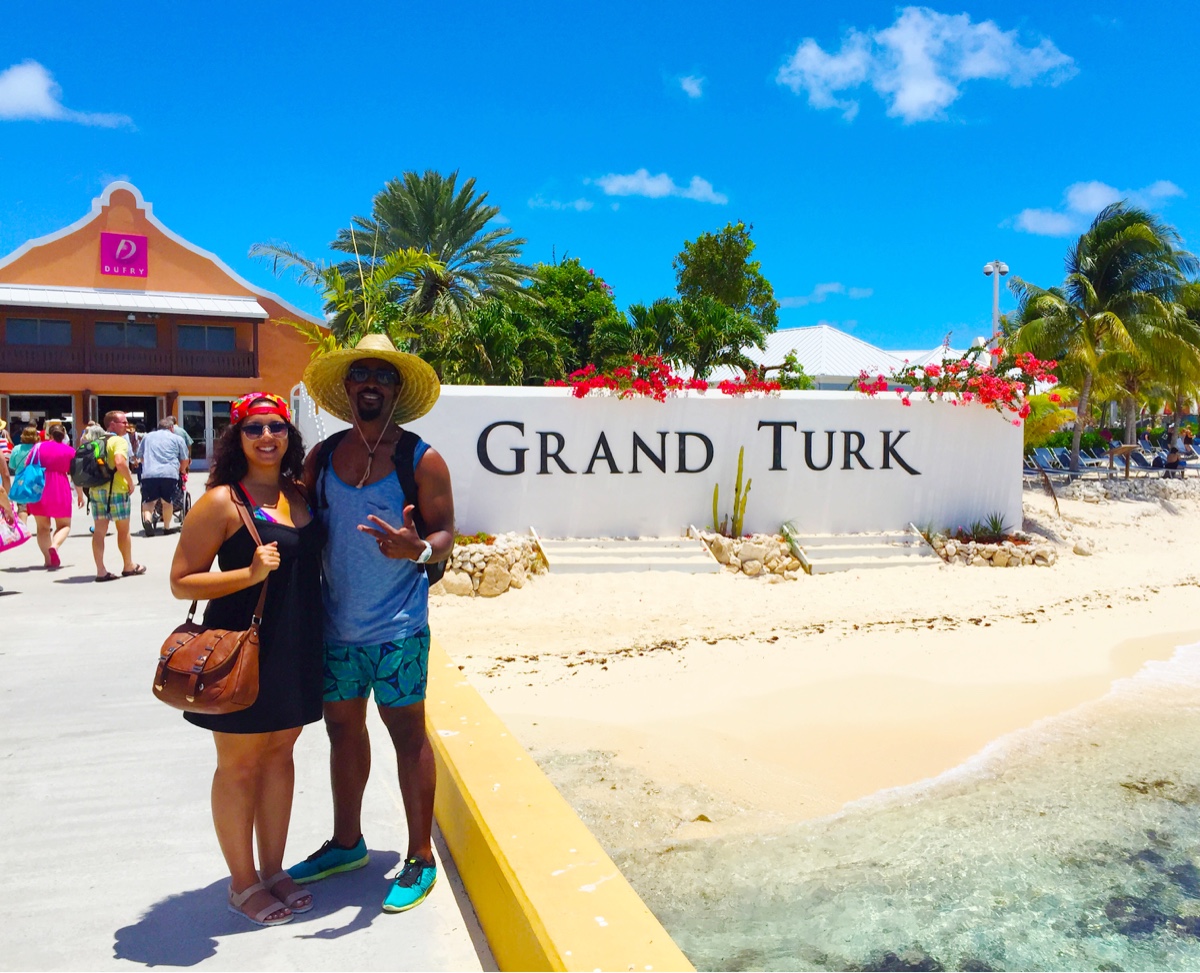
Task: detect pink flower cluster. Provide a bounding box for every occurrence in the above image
[716,370,782,396]
[857,349,1059,425]
[547,356,784,401]
[547,355,708,401]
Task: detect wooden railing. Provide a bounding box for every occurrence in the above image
[0,345,255,378]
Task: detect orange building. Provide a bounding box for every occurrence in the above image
[0,181,324,466]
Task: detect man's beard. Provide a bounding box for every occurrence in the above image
[356,391,387,422]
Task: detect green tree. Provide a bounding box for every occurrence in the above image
[678,296,766,378]
[674,221,779,333]
[761,350,816,390]
[526,258,624,372]
[588,299,695,371]
[1007,203,1197,472]
[334,170,533,329]
[425,297,567,386]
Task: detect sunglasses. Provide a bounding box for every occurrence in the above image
[346,365,399,387]
[241,420,289,439]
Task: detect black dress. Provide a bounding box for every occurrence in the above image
[184,487,325,734]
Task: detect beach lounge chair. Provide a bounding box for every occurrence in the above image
[1127,451,1164,477]
[1053,447,1105,469]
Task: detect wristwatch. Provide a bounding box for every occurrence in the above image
[416,540,433,564]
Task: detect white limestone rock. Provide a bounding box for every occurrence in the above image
[441,570,474,597]
[478,561,511,597]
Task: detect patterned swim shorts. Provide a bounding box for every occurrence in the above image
[323,627,431,708]
[89,487,131,522]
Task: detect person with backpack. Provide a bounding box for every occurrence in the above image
[285,334,454,914]
[81,411,146,581]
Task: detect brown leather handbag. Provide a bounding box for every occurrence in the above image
[153,488,268,715]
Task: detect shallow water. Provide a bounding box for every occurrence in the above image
[618,643,1200,972]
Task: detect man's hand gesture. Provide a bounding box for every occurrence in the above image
[358,505,422,560]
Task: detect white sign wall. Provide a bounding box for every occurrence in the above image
[295,386,1023,538]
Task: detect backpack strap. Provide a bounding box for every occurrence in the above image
[392,430,440,578]
[391,429,425,536]
[314,429,350,509]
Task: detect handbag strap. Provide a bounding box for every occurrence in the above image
[184,482,272,626]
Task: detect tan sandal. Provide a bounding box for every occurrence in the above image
[261,870,313,914]
[227,881,292,926]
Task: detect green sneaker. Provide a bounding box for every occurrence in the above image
[287,837,369,883]
[382,856,437,913]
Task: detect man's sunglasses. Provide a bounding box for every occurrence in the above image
[241,421,289,439]
[346,365,399,387]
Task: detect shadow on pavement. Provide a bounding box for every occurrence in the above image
[112,851,401,967]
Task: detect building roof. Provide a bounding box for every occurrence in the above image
[0,284,268,318]
[756,324,906,377]
[0,181,321,326]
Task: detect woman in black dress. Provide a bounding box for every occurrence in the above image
[169,393,323,926]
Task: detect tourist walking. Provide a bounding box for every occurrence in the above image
[28,421,84,569]
[287,334,453,914]
[9,426,40,528]
[137,417,189,536]
[89,411,145,582]
[168,392,324,927]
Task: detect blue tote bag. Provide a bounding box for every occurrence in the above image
[9,444,46,505]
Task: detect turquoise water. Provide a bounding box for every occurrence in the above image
[624,644,1200,972]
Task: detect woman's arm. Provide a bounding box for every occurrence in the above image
[169,485,279,601]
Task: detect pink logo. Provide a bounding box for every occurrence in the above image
[100,232,148,277]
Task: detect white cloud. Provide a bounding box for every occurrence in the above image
[1014,179,1186,237]
[777,6,1075,123]
[593,168,728,204]
[0,60,132,127]
[779,282,873,307]
[528,196,594,212]
[680,75,705,98]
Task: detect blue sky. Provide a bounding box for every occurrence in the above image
[3,1,1197,352]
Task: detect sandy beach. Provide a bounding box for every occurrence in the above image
[434,484,1200,844]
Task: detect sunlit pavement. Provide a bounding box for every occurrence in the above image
[0,487,493,972]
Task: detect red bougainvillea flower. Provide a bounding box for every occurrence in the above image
[1048,392,1062,403]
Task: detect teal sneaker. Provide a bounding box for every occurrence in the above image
[382,856,437,913]
[287,837,369,883]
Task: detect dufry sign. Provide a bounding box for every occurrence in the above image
[100,232,148,277]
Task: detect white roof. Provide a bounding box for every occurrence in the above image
[758,325,906,376]
[0,284,268,319]
[889,345,968,367]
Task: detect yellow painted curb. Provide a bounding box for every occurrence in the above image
[426,640,694,973]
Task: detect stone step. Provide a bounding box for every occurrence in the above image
[781,522,941,575]
[809,556,942,575]
[535,535,722,574]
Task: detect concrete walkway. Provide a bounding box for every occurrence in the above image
[0,499,493,971]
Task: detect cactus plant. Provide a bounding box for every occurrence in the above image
[711,446,751,537]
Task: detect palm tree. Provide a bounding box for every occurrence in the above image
[334,170,533,329]
[1007,203,1196,471]
[677,296,766,378]
[588,299,694,370]
[248,243,443,354]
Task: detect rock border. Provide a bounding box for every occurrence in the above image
[431,533,547,598]
[697,531,802,580]
[928,533,1058,567]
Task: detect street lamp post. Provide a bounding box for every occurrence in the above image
[982,259,1009,336]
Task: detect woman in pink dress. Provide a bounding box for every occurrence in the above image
[27,421,84,570]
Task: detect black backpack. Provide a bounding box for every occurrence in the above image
[315,429,446,584]
[70,434,117,489]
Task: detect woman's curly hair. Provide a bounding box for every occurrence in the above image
[206,406,306,489]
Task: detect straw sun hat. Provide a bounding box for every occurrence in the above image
[303,333,440,425]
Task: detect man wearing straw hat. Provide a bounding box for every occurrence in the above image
[288,333,454,913]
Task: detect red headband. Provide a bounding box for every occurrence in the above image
[230,392,291,425]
